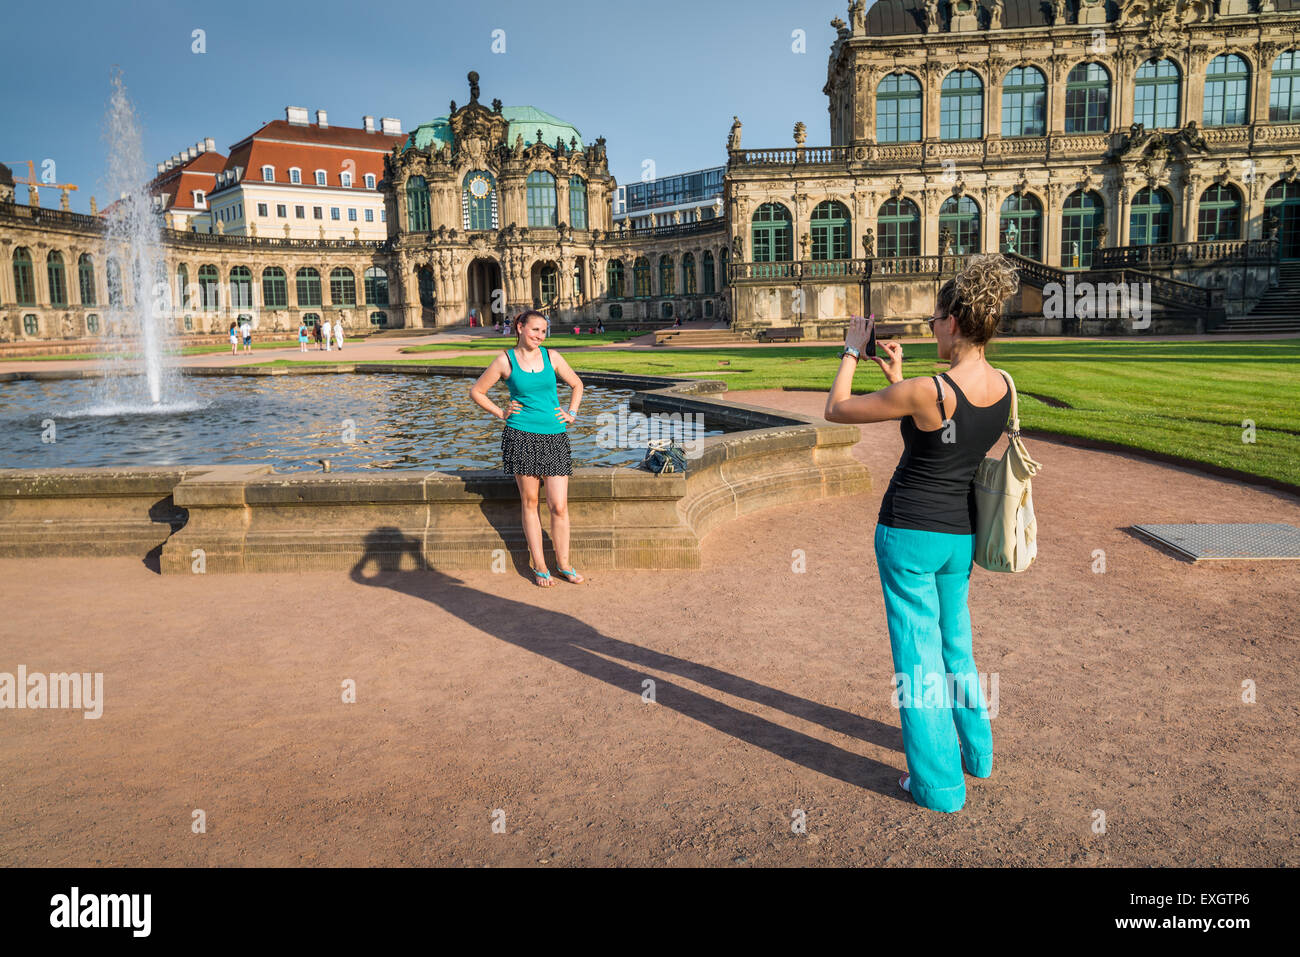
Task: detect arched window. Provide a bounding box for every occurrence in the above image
[106,257,123,307]
[369,311,388,327]
[633,257,651,298]
[569,176,588,229]
[79,254,97,306]
[364,266,389,305]
[702,250,716,294]
[23,315,38,335]
[417,267,436,307]
[876,73,922,143]
[811,200,850,260]
[940,70,983,140]
[1129,187,1174,246]
[406,175,430,231]
[296,267,322,307]
[1204,54,1250,127]
[1065,63,1110,133]
[86,314,99,334]
[659,255,675,296]
[462,170,498,230]
[1264,180,1300,260]
[1197,184,1243,241]
[47,251,67,306]
[1002,66,1047,137]
[230,265,253,309]
[878,199,920,258]
[538,264,558,304]
[1135,59,1180,129]
[262,267,287,308]
[999,194,1043,262]
[939,196,981,255]
[1061,191,1104,268]
[12,248,35,305]
[198,264,219,310]
[606,260,625,299]
[330,267,356,305]
[682,252,697,295]
[526,171,558,227]
[719,248,728,286]
[751,203,793,262]
[609,304,623,320]
[1269,50,1300,121]
[175,264,189,310]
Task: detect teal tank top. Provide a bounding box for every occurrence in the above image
[504,347,566,434]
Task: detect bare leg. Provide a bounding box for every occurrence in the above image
[515,475,551,584]
[544,475,583,582]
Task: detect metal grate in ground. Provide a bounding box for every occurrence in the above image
[1132,523,1300,562]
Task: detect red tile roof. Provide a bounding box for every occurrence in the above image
[214,120,405,194]
[148,149,227,212]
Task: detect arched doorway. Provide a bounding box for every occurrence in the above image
[466,257,502,325]
[1264,180,1300,260]
[531,260,560,310]
[416,266,437,326]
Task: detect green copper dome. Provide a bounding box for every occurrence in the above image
[405,106,583,153]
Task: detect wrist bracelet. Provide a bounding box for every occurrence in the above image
[841,347,860,361]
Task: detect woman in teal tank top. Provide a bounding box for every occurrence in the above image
[469,310,587,587]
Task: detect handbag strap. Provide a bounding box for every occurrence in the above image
[932,375,946,419]
[996,368,1021,436]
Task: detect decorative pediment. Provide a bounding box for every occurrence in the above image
[1118,0,1212,54]
[1111,121,1209,164]
[447,71,511,158]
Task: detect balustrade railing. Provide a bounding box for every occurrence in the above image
[1096,238,1277,268]
[728,145,854,166]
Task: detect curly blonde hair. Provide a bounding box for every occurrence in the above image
[936,253,1020,345]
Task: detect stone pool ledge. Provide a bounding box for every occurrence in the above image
[0,366,870,573]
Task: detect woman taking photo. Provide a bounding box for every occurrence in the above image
[824,253,1019,813]
[469,310,586,587]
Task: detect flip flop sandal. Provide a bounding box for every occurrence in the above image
[899,774,911,794]
[529,563,553,587]
[555,566,586,584]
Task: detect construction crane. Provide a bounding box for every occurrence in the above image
[4,160,79,210]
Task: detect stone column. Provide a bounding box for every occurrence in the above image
[1254,49,1274,124]
[556,176,570,228]
[983,187,999,254]
[1118,181,1132,246]
[1049,56,1068,134]
[1044,184,1062,267]
[1184,52,1207,130]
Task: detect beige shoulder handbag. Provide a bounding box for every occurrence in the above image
[970,369,1042,573]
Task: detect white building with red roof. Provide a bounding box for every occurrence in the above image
[144,138,226,232]
[205,107,403,240]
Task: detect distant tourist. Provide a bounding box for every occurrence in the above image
[596,318,605,335]
[312,321,323,350]
[574,325,581,336]
[823,253,1020,814]
[469,307,478,328]
[229,321,238,355]
[468,309,586,587]
[334,320,345,351]
[298,321,308,353]
[321,317,333,352]
[240,317,252,354]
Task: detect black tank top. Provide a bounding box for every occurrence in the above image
[877,371,1013,535]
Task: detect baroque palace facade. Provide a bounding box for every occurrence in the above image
[5,3,1300,344]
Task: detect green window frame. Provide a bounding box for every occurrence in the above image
[939,196,981,255]
[230,265,253,310]
[633,257,651,298]
[1065,63,1110,133]
[682,252,697,295]
[462,170,497,231]
[417,268,437,307]
[1264,180,1300,260]
[538,264,558,304]
[1269,50,1300,121]
[198,264,220,311]
[364,266,389,305]
[569,176,588,229]
[406,176,430,232]
[1061,191,1104,268]
[1129,187,1173,246]
[606,260,625,299]
[702,250,716,294]
[12,248,35,306]
[999,194,1042,261]
[1197,184,1242,241]
[86,313,99,334]
[79,254,97,306]
[330,268,356,306]
[23,314,38,335]
[1205,54,1249,127]
[608,304,623,320]
[296,267,322,307]
[659,255,675,296]
[751,203,793,262]
[46,251,67,306]
[719,248,728,286]
[876,73,922,143]
[175,264,189,310]
[810,200,850,260]
[1135,59,1180,129]
[1001,66,1047,137]
[877,199,920,258]
[940,70,983,141]
[106,257,123,307]
[527,171,557,228]
[262,267,287,309]
[369,311,389,327]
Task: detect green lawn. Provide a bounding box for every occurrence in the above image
[2,339,359,361]
[401,331,644,352]
[254,338,1299,487]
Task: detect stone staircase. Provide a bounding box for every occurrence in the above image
[1212,262,1300,334]
[652,327,748,347]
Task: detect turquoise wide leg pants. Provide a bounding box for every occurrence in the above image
[874,524,993,812]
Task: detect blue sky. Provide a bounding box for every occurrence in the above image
[1,0,846,214]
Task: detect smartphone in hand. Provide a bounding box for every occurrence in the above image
[865,314,877,358]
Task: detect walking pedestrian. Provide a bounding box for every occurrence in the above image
[298,321,308,353]
[321,317,333,352]
[334,319,345,351]
[229,321,238,355]
[240,317,252,354]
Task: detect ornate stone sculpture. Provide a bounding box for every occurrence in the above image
[938,226,953,254]
[794,121,807,145]
[1050,0,1067,25]
[849,0,866,31]
[728,116,743,150]
[732,234,744,259]
[1003,220,1018,254]
[923,0,940,33]
[863,228,875,257]
[988,0,1003,29]
[468,71,480,103]
[492,98,503,113]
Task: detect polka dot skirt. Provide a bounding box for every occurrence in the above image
[501,425,572,477]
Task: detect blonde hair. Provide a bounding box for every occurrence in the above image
[936,253,1020,346]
